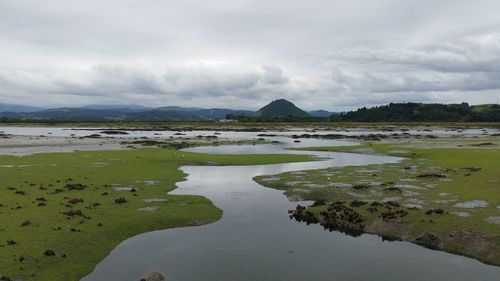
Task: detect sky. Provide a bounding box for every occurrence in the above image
[1,0,500,111]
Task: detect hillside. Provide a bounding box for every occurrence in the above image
[255,99,310,118]
[336,103,500,122]
[308,110,335,118]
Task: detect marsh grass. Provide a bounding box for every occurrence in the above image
[0,148,313,281]
[255,142,500,265]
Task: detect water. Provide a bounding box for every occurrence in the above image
[1,126,498,140]
[81,139,500,281]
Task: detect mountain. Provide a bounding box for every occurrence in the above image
[308,110,334,118]
[1,108,135,121]
[0,103,43,113]
[155,107,253,119]
[125,108,253,121]
[0,106,254,121]
[255,99,310,118]
[189,108,253,119]
[155,106,204,112]
[81,104,152,111]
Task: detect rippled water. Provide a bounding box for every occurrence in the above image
[81,138,500,281]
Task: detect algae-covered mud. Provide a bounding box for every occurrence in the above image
[1,125,500,281]
[255,138,500,266]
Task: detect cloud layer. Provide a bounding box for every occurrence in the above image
[1,0,500,110]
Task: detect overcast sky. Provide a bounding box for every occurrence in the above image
[1,0,500,110]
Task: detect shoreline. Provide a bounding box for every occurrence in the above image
[254,141,500,267]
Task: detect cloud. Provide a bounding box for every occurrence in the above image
[0,63,298,108]
[318,32,500,107]
[1,0,500,110]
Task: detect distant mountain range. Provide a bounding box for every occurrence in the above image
[0,100,334,121]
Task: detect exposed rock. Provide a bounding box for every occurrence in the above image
[140,272,165,281]
[319,202,365,236]
[417,173,447,179]
[425,209,445,215]
[65,183,86,191]
[379,209,408,221]
[383,187,402,193]
[63,209,88,219]
[290,205,319,225]
[350,200,367,207]
[68,198,84,205]
[114,197,128,204]
[352,184,369,190]
[44,249,57,256]
[414,233,442,250]
[311,199,326,207]
[100,130,129,135]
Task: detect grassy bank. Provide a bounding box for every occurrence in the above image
[0,148,313,281]
[254,142,500,266]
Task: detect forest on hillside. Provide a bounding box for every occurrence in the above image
[334,103,500,122]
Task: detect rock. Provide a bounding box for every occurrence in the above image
[141,272,165,281]
[379,209,408,221]
[100,130,129,135]
[352,184,369,190]
[65,183,86,191]
[114,197,128,204]
[44,249,56,256]
[425,208,445,215]
[416,173,447,179]
[350,200,367,207]
[311,199,326,207]
[68,198,84,205]
[414,233,442,249]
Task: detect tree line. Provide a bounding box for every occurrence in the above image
[334,103,500,122]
